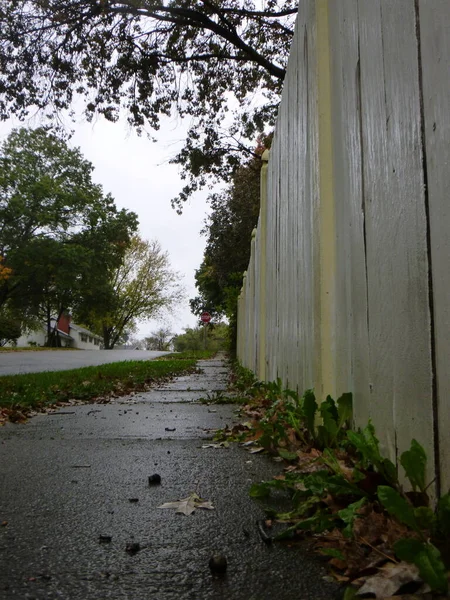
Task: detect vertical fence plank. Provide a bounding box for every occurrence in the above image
[357,0,397,460]
[257,151,270,381]
[328,1,371,424]
[379,0,434,480]
[418,0,450,493]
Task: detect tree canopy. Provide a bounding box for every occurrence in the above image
[190,150,262,347]
[0,127,138,343]
[172,322,228,352]
[0,0,296,209]
[76,236,184,349]
[0,308,21,346]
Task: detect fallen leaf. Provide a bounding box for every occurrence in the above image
[201,442,229,449]
[158,493,214,516]
[355,561,422,598]
[249,447,264,454]
[330,570,350,583]
[330,557,348,570]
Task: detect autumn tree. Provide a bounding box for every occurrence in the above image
[0,257,12,283]
[77,236,184,349]
[0,127,138,343]
[0,1,296,209]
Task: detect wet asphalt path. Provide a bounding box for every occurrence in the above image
[0,350,170,376]
[0,356,340,600]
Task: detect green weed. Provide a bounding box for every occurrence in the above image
[229,369,450,594]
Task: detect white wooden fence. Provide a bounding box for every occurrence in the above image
[237,0,450,496]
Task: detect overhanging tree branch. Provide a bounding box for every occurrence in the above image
[102,2,287,79]
[0,0,295,208]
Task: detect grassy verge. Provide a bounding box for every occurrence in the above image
[0,357,198,415]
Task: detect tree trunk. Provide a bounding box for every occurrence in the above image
[45,304,52,346]
[103,325,112,349]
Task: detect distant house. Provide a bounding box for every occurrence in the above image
[14,313,102,350]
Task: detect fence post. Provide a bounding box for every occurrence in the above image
[257,149,270,381]
[249,229,257,373]
[316,0,337,398]
[241,270,247,367]
[236,291,242,361]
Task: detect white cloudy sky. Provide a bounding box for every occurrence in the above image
[0,114,212,340]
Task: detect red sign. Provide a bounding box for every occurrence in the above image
[200,312,211,323]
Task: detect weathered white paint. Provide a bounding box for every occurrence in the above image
[418,0,450,495]
[257,150,270,381]
[237,0,450,493]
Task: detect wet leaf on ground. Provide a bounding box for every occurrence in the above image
[355,561,423,598]
[158,493,214,515]
[202,442,229,449]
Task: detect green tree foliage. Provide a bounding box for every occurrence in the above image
[0,127,138,344]
[0,1,296,209]
[173,322,228,353]
[77,236,184,349]
[0,309,21,346]
[190,151,262,347]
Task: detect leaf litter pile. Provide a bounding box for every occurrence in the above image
[215,375,450,599]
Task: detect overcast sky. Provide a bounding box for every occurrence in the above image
[0,115,212,340]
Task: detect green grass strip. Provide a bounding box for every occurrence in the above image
[0,358,198,409]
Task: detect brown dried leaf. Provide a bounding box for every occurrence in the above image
[330,570,350,583]
[355,562,422,598]
[309,448,322,458]
[329,557,347,570]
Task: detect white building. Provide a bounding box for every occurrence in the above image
[14,314,102,350]
[68,322,102,350]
